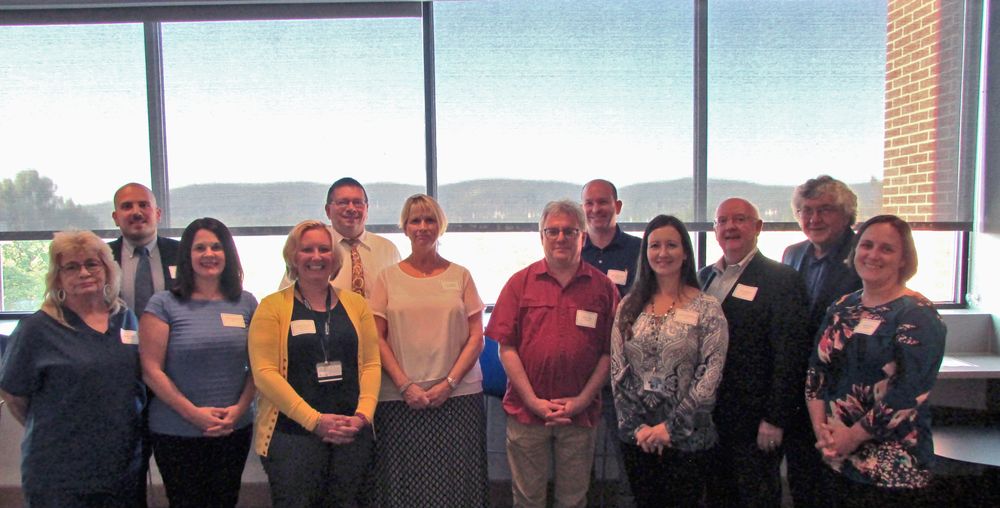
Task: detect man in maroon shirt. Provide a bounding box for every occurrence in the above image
[486,200,620,508]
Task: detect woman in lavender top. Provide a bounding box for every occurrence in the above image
[611,215,728,508]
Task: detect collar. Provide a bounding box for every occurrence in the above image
[807,228,855,264]
[124,237,158,259]
[531,258,593,282]
[332,227,370,249]
[583,224,628,251]
[711,247,758,275]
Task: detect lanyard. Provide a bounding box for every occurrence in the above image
[296,283,334,363]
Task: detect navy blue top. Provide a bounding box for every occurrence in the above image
[582,225,642,297]
[0,308,144,494]
[806,291,946,489]
[276,298,360,434]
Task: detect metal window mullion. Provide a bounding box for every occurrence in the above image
[144,21,170,227]
[694,0,709,269]
[422,1,438,198]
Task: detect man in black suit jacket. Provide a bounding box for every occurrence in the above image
[699,198,809,508]
[109,182,180,507]
[781,176,862,508]
[109,183,180,314]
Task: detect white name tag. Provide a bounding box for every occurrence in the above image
[120,329,139,345]
[674,309,699,326]
[732,283,758,302]
[220,313,246,328]
[607,269,628,286]
[442,281,460,291]
[316,361,343,383]
[854,318,881,335]
[168,265,177,279]
[576,309,598,328]
[290,319,317,336]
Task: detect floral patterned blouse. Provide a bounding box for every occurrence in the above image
[805,290,946,489]
[611,291,728,452]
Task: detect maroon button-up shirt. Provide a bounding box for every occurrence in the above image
[486,259,619,427]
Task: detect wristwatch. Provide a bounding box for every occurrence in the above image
[446,376,458,390]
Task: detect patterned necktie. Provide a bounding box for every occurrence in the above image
[346,238,365,297]
[134,246,154,315]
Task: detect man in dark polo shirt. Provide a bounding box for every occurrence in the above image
[487,200,620,508]
[581,178,641,505]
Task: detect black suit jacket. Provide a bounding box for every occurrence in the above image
[781,230,862,341]
[109,235,181,291]
[698,252,810,443]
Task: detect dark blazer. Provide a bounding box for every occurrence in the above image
[781,230,862,339]
[698,252,810,442]
[109,235,181,290]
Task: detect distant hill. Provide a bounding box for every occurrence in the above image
[82,178,882,229]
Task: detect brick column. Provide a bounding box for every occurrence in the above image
[883,0,963,221]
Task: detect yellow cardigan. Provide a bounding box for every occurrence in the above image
[248,284,381,456]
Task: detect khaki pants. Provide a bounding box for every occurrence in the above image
[506,416,597,508]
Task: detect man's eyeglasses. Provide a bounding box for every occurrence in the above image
[795,205,840,219]
[713,215,755,227]
[60,260,104,275]
[542,227,581,239]
[330,199,368,209]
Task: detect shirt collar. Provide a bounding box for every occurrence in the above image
[533,258,592,282]
[583,224,627,252]
[333,227,370,249]
[124,237,158,259]
[711,247,758,275]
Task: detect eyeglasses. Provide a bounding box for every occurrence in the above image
[713,215,755,227]
[795,205,840,219]
[542,227,581,239]
[60,260,104,275]
[330,199,367,209]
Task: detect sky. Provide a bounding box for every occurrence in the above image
[0,0,887,206]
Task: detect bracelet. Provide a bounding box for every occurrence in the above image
[399,381,414,395]
[445,376,458,390]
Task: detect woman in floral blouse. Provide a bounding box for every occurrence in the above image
[610,215,728,508]
[806,214,946,507]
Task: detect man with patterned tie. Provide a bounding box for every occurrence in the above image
[108,182,180,507]
[281,177,400,297]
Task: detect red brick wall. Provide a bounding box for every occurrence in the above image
[883,0,963,221]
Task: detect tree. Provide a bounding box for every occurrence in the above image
[0,170,99,231]
[1,240,47,311]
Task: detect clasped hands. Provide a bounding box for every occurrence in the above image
[635,423,671,455]
[813,419,865,460]
[313,414,366,445]
[401,381,453,410]
[190,405,242,438]
[528,396,588,427]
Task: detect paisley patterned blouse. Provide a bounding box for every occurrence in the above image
[611,292,728,452]
[805,290,946,489]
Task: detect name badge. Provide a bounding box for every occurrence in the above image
[442,281,460,291]
[576,309,598,328]
[168,265,177,279]
[853,318,880,335]
[732,283,758,302]
[316,361,343,383]
[607,269,628,286]
[674,309,699,326]
[290,320,317,336]
[120,329,139,345]
[221,313,246,328]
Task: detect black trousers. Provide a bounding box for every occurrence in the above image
[706,438,783,508]
[150,425,252,508]
[621,442,712,508]
[785,414,832,508]
[261,427,374,508]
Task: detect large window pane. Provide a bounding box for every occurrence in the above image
[0,24,149,232]
[160,18,424,229]
[707,1,887,219]
[435,0,694,222]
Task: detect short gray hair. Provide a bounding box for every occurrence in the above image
[791,175,858,225]
[539,200,586,232]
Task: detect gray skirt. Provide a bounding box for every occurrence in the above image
[373,393,488,507]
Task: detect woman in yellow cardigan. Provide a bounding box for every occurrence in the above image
[249,220,380,508]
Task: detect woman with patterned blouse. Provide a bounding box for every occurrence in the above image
[806,215,946,507]
[610,215,728,508]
